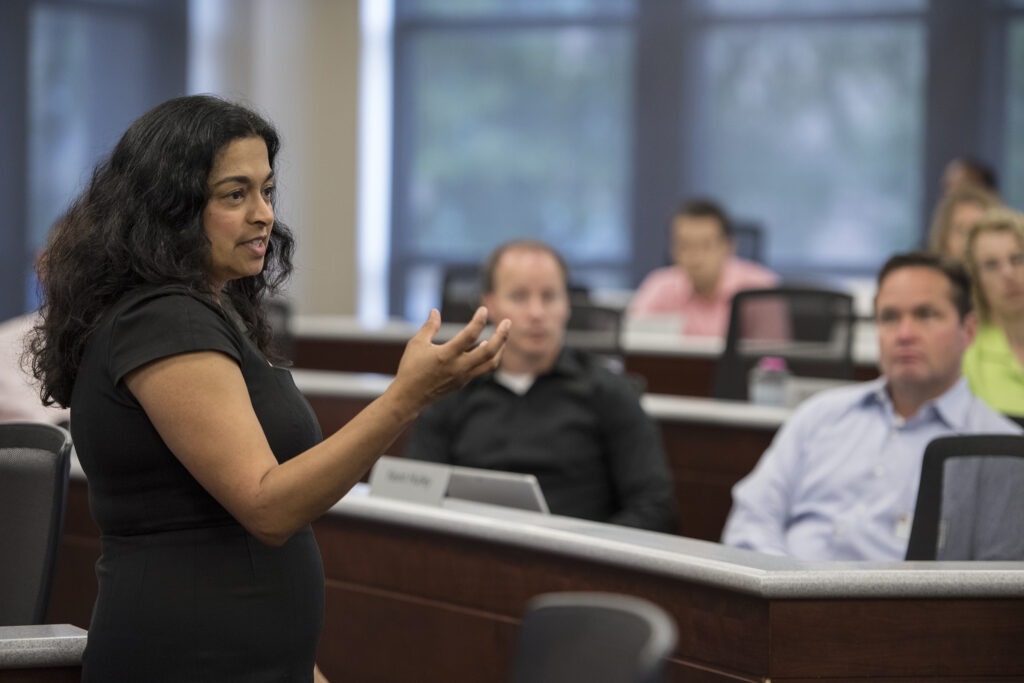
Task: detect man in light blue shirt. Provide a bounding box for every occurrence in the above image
[722,252,1020,561]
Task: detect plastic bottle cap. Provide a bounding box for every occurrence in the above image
[758,356,788,371]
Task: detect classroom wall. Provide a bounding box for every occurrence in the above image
[194,0,362,316]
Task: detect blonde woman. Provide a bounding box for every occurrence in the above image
[928,184,1001,261]
[962,207,1024,417]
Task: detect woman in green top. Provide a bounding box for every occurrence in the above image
[962,207,1024,418]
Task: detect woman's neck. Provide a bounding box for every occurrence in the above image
[994,311,1024,348]
[992,313,1024,369]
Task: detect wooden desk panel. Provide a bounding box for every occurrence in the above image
[316,508,1024,683]
[624,350,881,397]
[661,420,771,541]
[294,336,404,376]
[316,515,769,682]
[48,479,1024,682]
[624,351,717,396]
[770,599,1024,679]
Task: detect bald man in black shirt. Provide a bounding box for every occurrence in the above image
[406,240,676,533]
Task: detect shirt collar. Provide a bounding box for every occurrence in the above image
[486,346,584,386]
[860,376,974,430]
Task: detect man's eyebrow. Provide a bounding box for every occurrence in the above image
[211,170,275,188]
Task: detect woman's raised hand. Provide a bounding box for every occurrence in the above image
[388,307,510,416]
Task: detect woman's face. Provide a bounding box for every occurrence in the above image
[202,136,275,292]
[945,201,986,260]
[973,230,1024,320]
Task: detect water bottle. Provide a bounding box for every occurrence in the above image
[748,356,790,407]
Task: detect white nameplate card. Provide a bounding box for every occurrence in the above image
[368,456,451,506]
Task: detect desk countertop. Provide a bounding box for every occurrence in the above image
[333,484,1024,601]
[0,624,86,669]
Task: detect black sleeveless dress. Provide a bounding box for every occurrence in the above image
[71,286,325,682]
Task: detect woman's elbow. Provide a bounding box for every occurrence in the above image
[238,504,299,547]
[245,522,294,548]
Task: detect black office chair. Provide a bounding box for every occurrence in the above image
[565,301,623,355]
[0,422,73,625]
[905,434,1024,561]
[265,296,295,364]
[439,263,483,324]
[712,286,855,401]
[508,592,677,683]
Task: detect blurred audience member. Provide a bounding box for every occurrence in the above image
[927,184,1001,261]
[722,252,1019,561]
[962,207,1024,418]
[407,239,676,533]
[941,155,998,196]
[628,198,779,337]
[0,311,69,424]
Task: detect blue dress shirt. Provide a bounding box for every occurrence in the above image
[721,377,1020,561]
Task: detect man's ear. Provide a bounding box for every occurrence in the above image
[962,310,978,345]
[481,292,495,324]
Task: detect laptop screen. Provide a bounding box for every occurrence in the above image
[445,465,550,514]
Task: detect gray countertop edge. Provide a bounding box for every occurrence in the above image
[329,488,1024,600]
[288,368,793,429]
[0,624,87,669]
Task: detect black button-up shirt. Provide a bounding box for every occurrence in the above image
[406,348,676,532]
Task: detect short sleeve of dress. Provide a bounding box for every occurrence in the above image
[108,288,243,385]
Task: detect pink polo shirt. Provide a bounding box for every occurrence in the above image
[628,257,780,338]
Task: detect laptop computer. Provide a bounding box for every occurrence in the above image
[445,464,550,514]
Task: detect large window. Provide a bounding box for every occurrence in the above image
[390,0,1024,319]
[684,4,925,272]
[0,0,186,317]
[391,0,636,318]
[1006,17,1024,210]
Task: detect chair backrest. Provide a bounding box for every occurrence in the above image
[440,263,483,324]
[905,434,1024,561]
[0,422,73,625]
[713,286,855,401]
[565,301,624,357]
[508,592,677,683]
[265,297,294,364]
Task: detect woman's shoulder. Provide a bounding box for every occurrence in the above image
[101,284,227,334]
[111,284,219,315]
[99,285,243,372]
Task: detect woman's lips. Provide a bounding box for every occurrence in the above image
[240,237,267,255]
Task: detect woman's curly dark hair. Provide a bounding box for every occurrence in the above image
[28,95,295,407]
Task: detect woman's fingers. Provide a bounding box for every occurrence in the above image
[393,308,510,411]
[462,318,510,371]
[411,308,443,345]
[442,306,489,353]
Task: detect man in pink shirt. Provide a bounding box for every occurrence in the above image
[628,198,780,337]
